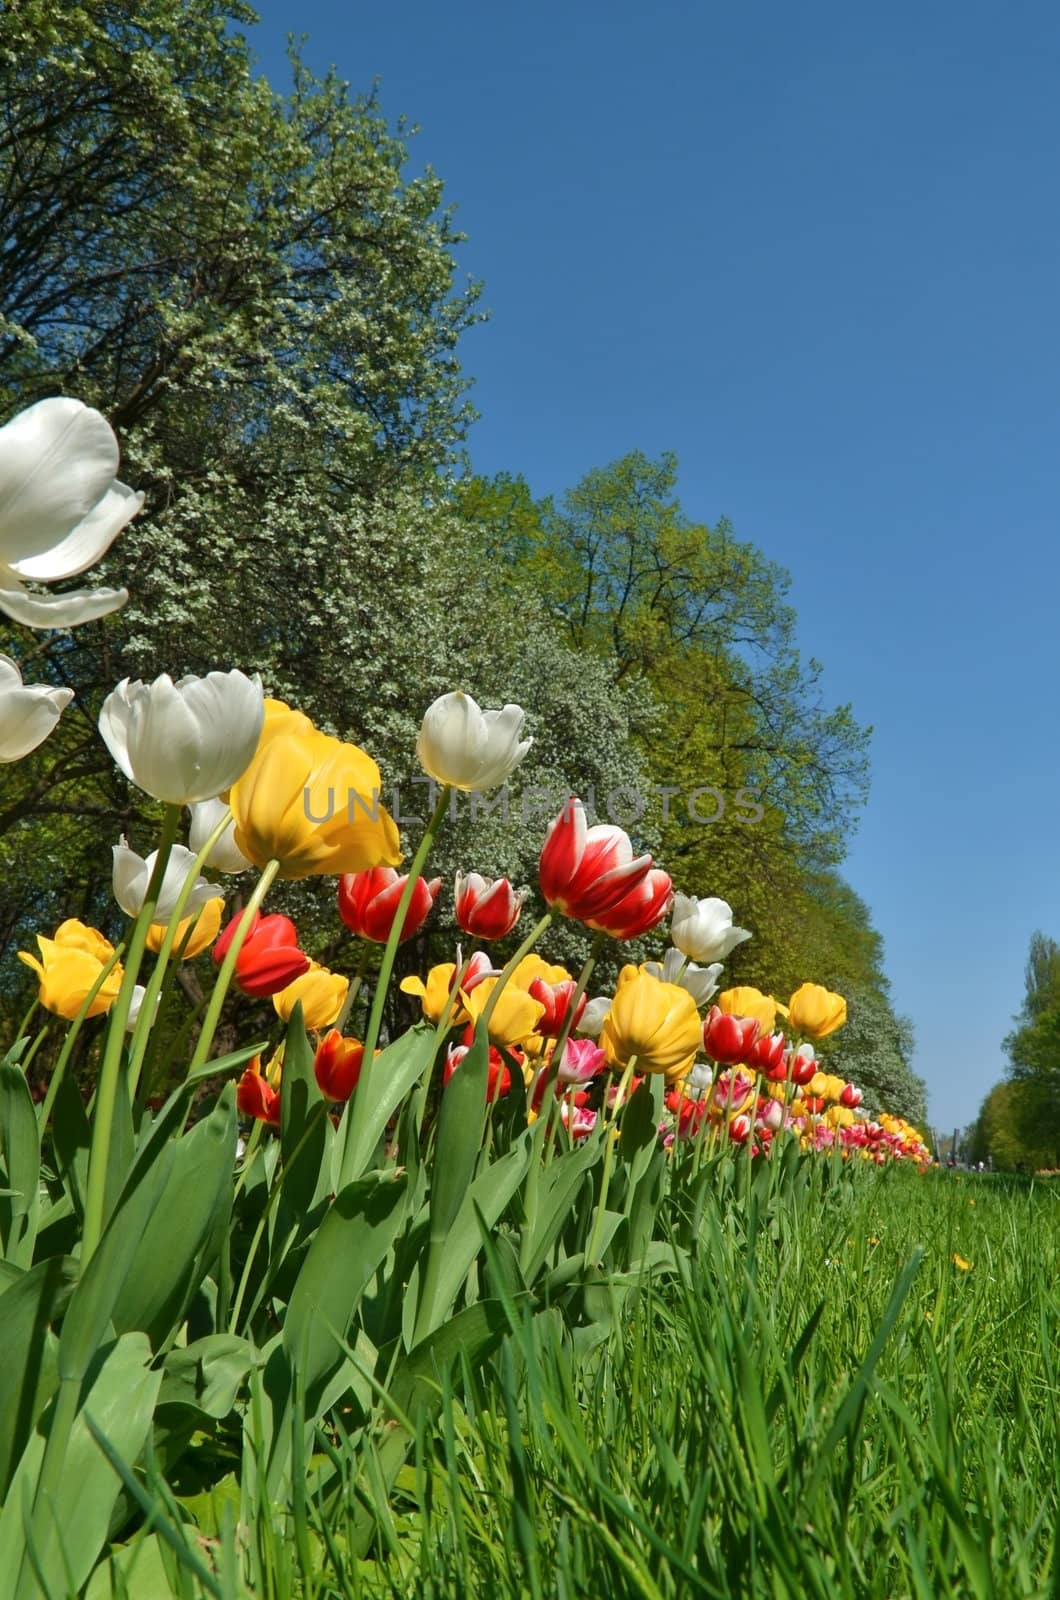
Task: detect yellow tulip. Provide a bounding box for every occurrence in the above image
[273,960,348,1031]
[229,698,401,880]
[510,955,572,991]
[146,896,223,960]
[19,921,123,1020]
[601,968,701,1078]
[400,963,464,1024]
[717,985,777,1034]
[825,1105,855,1128]
[459,978,546,1050]
[787,982,846,1039]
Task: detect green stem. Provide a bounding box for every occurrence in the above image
[81,804,181,1267]
[585,1055,638,1266]
[334,942,371,1034]
[127,802,237,1096]
[187,858,280,1077]
[478,910,554,1034]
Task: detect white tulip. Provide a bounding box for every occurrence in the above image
[0,397,142,628]
[188,797,252,874]
[642,945,723,1009]
[576,995,612,1037]
[0,654,74,761]
[112,838,222,922]
[125,985,160,1033]
[99,669,264,804]
[670,894,751,965]
[686,1062,715,1096]
[416,690,531,792]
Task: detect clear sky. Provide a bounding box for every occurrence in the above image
[249,0,1060,1135]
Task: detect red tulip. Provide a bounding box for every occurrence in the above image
[728,1113,752,1144]
[702,1006,760,1065]
[236,1064,280,1126]
[454,872,527,939]
[554,1037,606,1085]
[786,1044,818,1086]
[444,1040,513,1101]
[586,868,674,940]
[528,976,588,1038]
[538,798,655,924]
[314,1030,365,1102]
[748,1031,788,1079]
[338,868,441,944]
[214,910,310,999]
[840,1082,862,1109]
[803,1095,826,1114]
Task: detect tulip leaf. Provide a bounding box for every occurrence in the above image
[0,1062,40,1267]
[336,1023,438,1187]
[110,1086,237,1349]
[0,1332,161,1600]
[427,1016,489,1245]
[157,1333,257,1419]
[51,1068,92,1220]
[519,1136,600,1282]
[0,1255,78,1497]
[413,1133,532,1342]
[278,1004,329,1219]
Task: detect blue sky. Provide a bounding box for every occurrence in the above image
[250,0,1060,1135]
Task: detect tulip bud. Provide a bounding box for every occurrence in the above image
[702,1006,760,1065]
[748,1030,787,1078]
[554,1036,606,1085]
[314,1030,365,1102]
[670,894,752,964]
[729,1113,752,1144]
[338,867,440,944]
[213,909,310,999]
[787,982,847,1040]
[417,691,531,792]
[528,976,588,1038]
[237,1063,281,1127]
[840,1082,862,1109]
[454,871,527,939]
[786,1043,817,1086]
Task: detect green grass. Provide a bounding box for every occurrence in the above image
[90,1168,1060,1599]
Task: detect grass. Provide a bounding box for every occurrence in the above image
[88,1167,1060,1599]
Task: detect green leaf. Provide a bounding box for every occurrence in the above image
[0,1256,78,1497]
[427,1016,488,1246]
[157,1334,256,1420]
[336,1024,438,1187]
[0,1063,40,1268]
[0,1333,161,1600]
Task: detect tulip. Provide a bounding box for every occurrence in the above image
[728,1113,752,1144]
[748,1031,788,1079]
[0,655,73,761]
[787,1042,818,1086]
[666,1090,707,1139]
[124,985,161,1032]
[587,868,674,940]
[229,697,400,879]
[717,986,777,1034]
[417,690,532,792]
[642,946,722,1009]
[528,976,587,1038]
[399,952,498,1023]
[188,797,252,874]
[840,1082,863,1109]
[712,1068,755,1111]
[539,799,655,924]
[670,894,751,965]
[601,967,702,1078]
[444,1041,513,1101]
[787,983,847,1039]
[236,1061,281,1127]
[758,1097,785,1133]
[314,1030,365,1102]
[112,837,222,923]
[273,960,349,1032]
[0,396,142,627]
[554,1036,607,1085]
[685,1061,715,1096]
[702,1006,760,1065]
[213,910,310,998]
[99,669,264,805]
[561,1101,597,1139]
[454,871,527,939]
[19,920,123,1019]
[459,977,546,1050]
[338,867,441,944]
[146,896,223,961]
[576,995,612,1036]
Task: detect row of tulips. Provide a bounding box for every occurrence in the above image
[0,395,929,1592]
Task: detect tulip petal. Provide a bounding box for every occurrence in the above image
[0,576,129,628]
[9,482,144,582]
[0,673,73,761]
[0,398,119,566]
